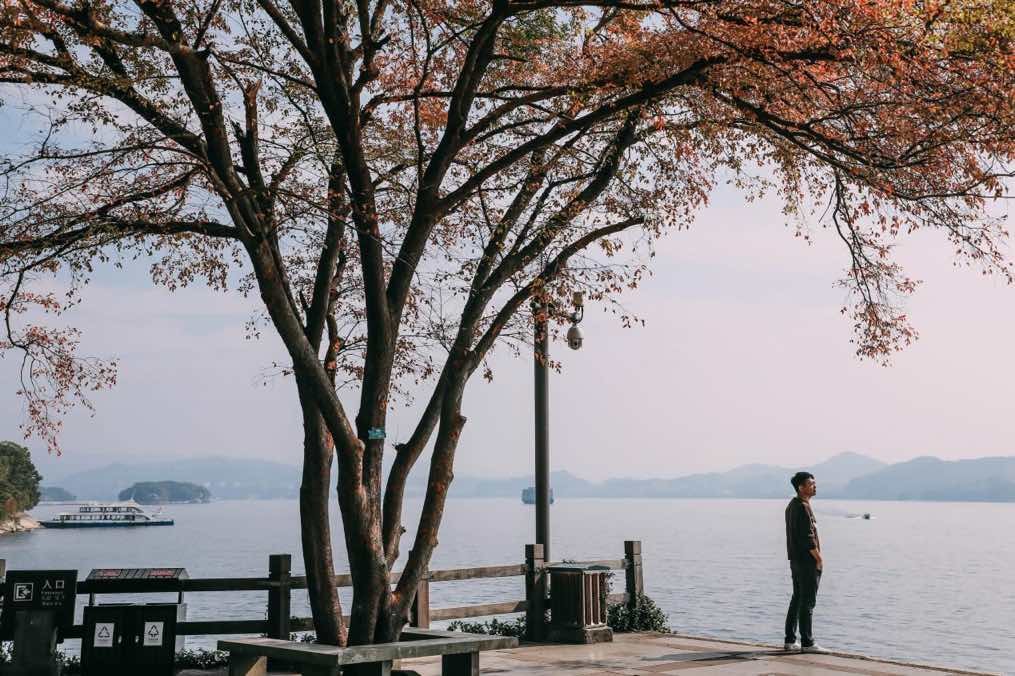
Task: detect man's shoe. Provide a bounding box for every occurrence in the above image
[801,644,831,654]
[783,641,800,651]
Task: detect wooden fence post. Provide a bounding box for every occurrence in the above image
[409,550,431,629]
[267,554,292,640]
[524,544,547,642]
[624,541,643,612]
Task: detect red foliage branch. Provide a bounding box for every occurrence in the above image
[0,0,1012,644]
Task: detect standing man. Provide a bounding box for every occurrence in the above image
[784,471,830,654]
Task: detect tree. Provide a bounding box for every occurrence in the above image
[1,0,1012,649]
[0,441,42,520]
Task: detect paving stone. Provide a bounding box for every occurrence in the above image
[191,633,994,676]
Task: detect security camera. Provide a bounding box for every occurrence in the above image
[566,324,584,350]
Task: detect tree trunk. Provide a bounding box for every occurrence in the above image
[390,376,469,629]
[334,436,393,646]
[296,374,347,646]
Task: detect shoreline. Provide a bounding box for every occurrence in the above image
[0,512,41,536]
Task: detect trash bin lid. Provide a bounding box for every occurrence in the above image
[87,568,188,581]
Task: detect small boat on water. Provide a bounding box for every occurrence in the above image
[521,487,554,505]
[40,502,174,528]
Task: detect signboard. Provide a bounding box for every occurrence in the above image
[93,622,115,648]
[143,621,164,647]
[0,570,78,635]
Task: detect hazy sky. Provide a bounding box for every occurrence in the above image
[3,172,1013,482]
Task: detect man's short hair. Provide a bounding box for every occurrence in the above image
[791,471,815,490]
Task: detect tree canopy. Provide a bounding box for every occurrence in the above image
[1,0,1012,647]
[0,441,42,520]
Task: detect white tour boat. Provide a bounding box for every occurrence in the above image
[40,502,174,528]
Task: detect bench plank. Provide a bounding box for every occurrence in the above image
[219,637,505,664]
[219,629,517,667]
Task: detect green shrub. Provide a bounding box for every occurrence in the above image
[443,591,671,637]
[176,648,230,669]
[446,616,527,637]
[0,645,226,673]
[607,594,670,633]
[59,653,81,674]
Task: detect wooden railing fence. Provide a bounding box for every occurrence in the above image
[0,541,643,643]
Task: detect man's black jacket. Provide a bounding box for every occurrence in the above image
[785,496,820,562]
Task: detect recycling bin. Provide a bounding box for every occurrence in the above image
[547,563,613,644]
[134,603,185,674]
[82,604,133,676]
[81,603,185,676]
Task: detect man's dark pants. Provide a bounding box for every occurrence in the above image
[784,557,821,647]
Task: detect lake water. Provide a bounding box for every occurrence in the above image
[2,498,1013,674]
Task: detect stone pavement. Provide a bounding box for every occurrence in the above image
[394,633,996,676]
[178,632,996,676]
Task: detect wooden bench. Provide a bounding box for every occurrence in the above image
[219,628,519,676]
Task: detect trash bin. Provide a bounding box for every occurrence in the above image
[547,563,613,644]
[82,604,133,676]
[82,603,185,676]
[134,603,185,675]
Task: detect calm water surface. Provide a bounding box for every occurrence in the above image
[3,498,1013,673]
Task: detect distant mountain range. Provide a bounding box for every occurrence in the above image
[423,451,889,499]
[42,457,301,500]
[842,456,1015,501]
[39,452,1015,502]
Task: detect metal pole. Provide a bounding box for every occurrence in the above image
[534,299,551,563]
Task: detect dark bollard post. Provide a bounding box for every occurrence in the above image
[266,555,293,672]
[525,544,547,642]
[409,550,431,629]
[624,541,643,612]
[267,554,292,640]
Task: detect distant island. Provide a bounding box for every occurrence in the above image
[118,481,211,504]
[40,486,76,502]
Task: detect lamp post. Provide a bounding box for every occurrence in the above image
[533,292,584,564]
